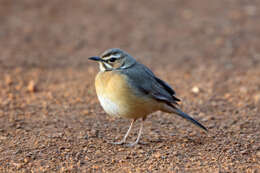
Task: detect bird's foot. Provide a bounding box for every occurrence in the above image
[108,140,125,145]
[125,141,139,147]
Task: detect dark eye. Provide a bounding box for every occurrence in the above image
[108,58,117,63]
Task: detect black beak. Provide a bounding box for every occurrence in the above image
[88,56,103,62]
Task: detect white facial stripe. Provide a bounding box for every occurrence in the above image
[104,62,112,68]
[99,62,113,71]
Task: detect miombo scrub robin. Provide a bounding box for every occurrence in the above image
[89,48,207,146]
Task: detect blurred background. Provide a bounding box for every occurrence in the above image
[0,0,259,172]
[1,0,260,69]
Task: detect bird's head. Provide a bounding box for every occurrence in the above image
[89,48,136,71]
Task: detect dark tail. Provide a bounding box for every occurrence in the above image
[174,108,208,131]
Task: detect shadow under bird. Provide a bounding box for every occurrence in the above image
[89,48,207,146]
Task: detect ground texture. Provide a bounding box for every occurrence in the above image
[0,0,260,172]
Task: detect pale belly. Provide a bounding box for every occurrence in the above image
[97,94,123,117]
[96,91,158,119]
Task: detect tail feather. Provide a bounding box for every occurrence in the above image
[173,109,208,131]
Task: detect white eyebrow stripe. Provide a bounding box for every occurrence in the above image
[103,54,121,60]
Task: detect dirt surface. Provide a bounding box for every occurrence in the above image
[0,0,260,172]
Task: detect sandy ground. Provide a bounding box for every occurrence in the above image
[0,0,260,172]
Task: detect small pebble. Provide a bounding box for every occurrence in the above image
[240,150,247,154]
[172,151,178,156]
[256,151,260,157]
[254,93,260,104]
[191,86,200,94]
[5,75,12,85]
[27,80,37,92]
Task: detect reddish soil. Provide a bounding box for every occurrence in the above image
[0,0,259,172]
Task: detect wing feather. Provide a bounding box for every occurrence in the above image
[121,63,180,105]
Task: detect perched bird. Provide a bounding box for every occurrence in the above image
[89,48,207,146]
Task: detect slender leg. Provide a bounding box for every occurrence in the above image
[127,119,144,147]
[112,119,136,145]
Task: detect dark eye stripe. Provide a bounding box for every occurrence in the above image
[108,58,117,62]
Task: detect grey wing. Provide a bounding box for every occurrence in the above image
[143,66,180,102]
[123,63,180,105]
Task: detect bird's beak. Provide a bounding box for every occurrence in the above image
[88,56,103,62]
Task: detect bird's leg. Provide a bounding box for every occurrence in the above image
[126,118,144,147]
[112,119,136,145]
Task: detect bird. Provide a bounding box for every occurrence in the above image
[89,48,207,146]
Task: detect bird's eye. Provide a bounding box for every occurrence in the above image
[108,58,117,63]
